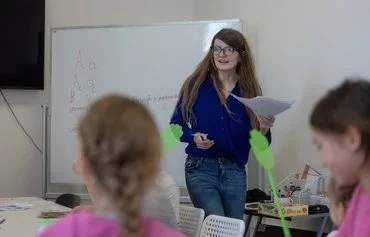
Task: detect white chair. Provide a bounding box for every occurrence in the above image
[199,214,245,237]
[178,205,205,237]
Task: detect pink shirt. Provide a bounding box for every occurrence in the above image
[337,185,370,237]
[38,210,185,237]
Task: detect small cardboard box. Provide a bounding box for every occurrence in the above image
[258,203,309,217]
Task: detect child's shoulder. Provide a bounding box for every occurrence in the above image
[142,215,185,237]
[337,185,370,237]
[38,211,184,237]
[38,210,119,237]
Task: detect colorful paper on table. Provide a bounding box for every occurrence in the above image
[249,129,292,237]
[231,94,294,116]
[162,124,183,153]
[38,218,57,225]
[0,203,32,211]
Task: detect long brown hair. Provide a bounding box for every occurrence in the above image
[180,28,261,128]
[310,79,370,157]
[78,95,161,237]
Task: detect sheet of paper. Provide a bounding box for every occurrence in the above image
[231,94,294,116]
[0,203,32,211]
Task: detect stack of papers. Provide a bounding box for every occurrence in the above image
[231,94,294,116]
[245,202,259,212]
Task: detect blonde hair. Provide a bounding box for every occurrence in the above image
[78,94,162,237]
[180,28,261,129]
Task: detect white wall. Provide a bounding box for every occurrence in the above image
[0,91,44,197]
[0,0,194,198]
[195,0,370,186]
[194,0,370,232]
[4,0,370,204]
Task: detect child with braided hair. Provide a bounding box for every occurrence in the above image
[39,94,184,237]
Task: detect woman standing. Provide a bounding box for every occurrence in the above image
[170,28,275,219]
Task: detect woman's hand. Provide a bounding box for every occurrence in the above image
[193,133,214,150]
[256,114,275,134]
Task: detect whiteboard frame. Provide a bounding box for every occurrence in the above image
[45,19,245,200]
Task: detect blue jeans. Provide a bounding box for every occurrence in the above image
[185,156,247,219]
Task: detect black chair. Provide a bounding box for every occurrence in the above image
[55,193,81,209]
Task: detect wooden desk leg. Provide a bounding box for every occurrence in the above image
[251,217,263,237]
[316,216,328,237]
[244,215,252,237]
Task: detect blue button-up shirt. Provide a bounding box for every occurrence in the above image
[170,75,271,166]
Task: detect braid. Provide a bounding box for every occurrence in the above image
[95,149,157,237]
[78,95,162,237]
[110,166,144,237]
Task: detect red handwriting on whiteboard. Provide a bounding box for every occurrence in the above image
[74,50,97,71]
[134,94,178,106]
[74,50,84,70]
[69,77,96,104]
[69,50,97,134]
[69,50,97,105]
[69,106,86,113]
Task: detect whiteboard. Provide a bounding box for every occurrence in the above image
[48,20,242,190]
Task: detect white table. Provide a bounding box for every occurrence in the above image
[0,197,70,237]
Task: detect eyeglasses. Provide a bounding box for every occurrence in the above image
[211,46,235,56]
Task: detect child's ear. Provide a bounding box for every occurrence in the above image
[77,152,95,184]
[346,126,362,153]
[73,153,83,176]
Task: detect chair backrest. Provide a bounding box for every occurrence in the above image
[55,193,81,209]
[199,214,245,237]
[178,205,205,237]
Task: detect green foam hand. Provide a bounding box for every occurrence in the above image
[162,124,183,153]
[249,129,292,237]
[249,130,274,170]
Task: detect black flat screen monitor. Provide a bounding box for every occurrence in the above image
[0,0,45,89]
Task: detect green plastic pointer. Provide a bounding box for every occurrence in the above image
[249,129,292,237]
[162,124,183,153]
